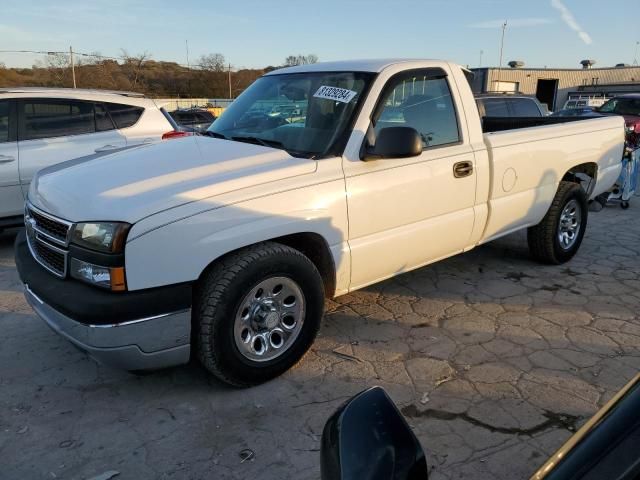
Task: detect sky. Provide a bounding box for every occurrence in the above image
[1,0,639,70]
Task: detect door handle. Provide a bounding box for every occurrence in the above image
[0,154,16,163]
[453,161,474,178]
[94,145,120,153]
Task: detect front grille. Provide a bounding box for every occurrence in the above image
[26,206,72,244]
[31,237,66,276]
[25,203,72,278]
[29,209,69,242]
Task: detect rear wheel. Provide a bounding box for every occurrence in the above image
[528,181,588,264]
[195,242,325,387]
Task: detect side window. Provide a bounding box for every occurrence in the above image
[0,101,9,143]
[375,74,460,148]
[510,99,542,117]
[95,103,115,131]
[22,100,95,140]
[481,98,509,116]
[105,103,144,129]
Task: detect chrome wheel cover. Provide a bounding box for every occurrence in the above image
[233,276,306,362]
[558,199,582,250]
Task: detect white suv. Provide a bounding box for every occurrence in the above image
[0,88,182,228]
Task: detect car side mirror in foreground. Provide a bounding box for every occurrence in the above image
[363,127,423,161]
[321,386,428,480]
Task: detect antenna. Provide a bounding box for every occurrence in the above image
[498,21,507,73]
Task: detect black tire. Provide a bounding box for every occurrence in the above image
[527,181,588,265]
[195,242,325,387]
[621,201,630,210]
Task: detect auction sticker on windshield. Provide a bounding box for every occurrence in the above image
[313,86,357,103]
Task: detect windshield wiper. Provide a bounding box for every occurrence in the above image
[230,136,308,158]
[231,135,285,149]
[203,131,227,139]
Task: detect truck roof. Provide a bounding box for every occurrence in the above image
[265,59,444,75]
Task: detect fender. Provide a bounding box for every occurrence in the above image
[124,178,350,293]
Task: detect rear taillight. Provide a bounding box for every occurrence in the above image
[162,130,194,140]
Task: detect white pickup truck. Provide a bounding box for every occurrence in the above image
[16,59,624,386]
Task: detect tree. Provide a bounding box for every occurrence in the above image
[32,53,71,87]
[120,49,151,89]
[198,53,225,72]
[284,54,319,66]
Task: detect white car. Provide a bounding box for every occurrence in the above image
[16,59,624,387]
[0,88,184,228]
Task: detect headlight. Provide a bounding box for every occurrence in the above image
[71,222,130,253]
[70,258,126,291]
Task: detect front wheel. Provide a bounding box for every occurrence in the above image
[195,242,325,387]
[527,181,588,264]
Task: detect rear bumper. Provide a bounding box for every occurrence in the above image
[24,284,191,370]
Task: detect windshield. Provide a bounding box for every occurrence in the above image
[599,97,640,116]
[208,71,373,158]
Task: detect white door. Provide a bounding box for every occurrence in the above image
[17,99,126,195]
[0,100,23,219]
[344,71,477,289]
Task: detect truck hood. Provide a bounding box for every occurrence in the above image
[29,136,316,223]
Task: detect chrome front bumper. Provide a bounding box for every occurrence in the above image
[24,284,191,371]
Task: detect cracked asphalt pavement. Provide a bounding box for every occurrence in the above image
[1,204,639,480]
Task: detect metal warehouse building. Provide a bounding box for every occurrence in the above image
[470,61,640,112]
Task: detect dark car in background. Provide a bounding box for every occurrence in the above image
[550,107,598,117]
[475,93,548,119]
[597,94,640,146]
[169,108,216,132]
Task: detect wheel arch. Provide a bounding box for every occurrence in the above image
[562,162,598,197]
[196,231,337,299]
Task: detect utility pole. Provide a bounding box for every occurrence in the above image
[634,41,639,66]
[479,49,483,68]
[185,40,191,98]
[69,45,76,88]
[228,63,232,99]
[498,21,507,78]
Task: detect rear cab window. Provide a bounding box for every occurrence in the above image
[480,98,509,117]
[510,98,542,117]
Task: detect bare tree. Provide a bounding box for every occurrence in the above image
[120,49,151,89]
[198,53,225,72]
[32,53,71,86]
[284,54,319,66]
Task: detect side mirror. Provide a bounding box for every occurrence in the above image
[363,127,423,161]
[321,386,428,480]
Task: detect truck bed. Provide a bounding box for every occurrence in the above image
[479,115,625,243]
[482,115,595,133]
